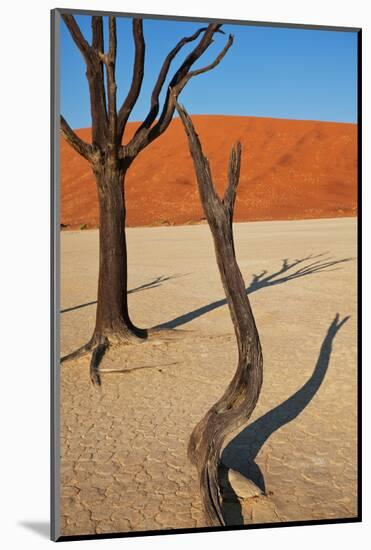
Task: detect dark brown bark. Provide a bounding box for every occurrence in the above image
[61,162,146,385]
[117,20,145,141]
[130,26,219,145]
[93,164,144,340]
[60,15,233,382]
[60,115,94,161]
[91,16,108,132]
[175,101,263,526]
[128,27,233,155]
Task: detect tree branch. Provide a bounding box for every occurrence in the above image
[175,99,241,220]
[223,141,242,211]
[117,19,145,141]
[186,33,233,80]
[62,14,92,63]
[108,16,117,63]
[168,23,223,86]
[91,16,108,129]
[147,32,233,147]
[173,99,218,206]
[63,15,108,148]
[105,16,118,141]
[60,115,94,162]
[134,26,221,137]
[126,27,233,156]
[92,15,104,50]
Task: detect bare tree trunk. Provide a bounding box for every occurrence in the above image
[93,163,146,342]
[62,161,147,384]
[175,100,263,526]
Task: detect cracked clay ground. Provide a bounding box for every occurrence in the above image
[59,218,358,536]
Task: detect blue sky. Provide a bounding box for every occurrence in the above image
[60,15,358,128]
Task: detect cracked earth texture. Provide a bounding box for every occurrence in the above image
[59,218,357,536]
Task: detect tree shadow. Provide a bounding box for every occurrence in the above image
[156,253,352,330]
[219,313,350,525]
[61,273,188,314]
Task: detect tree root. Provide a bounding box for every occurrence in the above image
[60,340,95,363]
[89,340,109,386]
[98,361,179,375]
[60,336,109,386]
[61,327,189,364]
[60,326,188,387]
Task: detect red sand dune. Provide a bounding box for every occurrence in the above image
[61,116,357,228]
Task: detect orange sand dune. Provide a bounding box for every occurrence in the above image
[60,115,357,228]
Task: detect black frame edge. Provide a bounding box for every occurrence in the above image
[56,517,361,543]
[55,6,361,33]
[51,7,61,543]
[356,27,362,523]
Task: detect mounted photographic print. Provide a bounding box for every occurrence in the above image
[51,7,361,542]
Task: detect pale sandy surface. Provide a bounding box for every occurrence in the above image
[60,217,358,536]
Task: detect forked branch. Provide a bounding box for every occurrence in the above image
[147,32,234,148]
[60,115,94,162]
[62,14,109,147]
[186,33,234,81]
[133,26,222,136]
[62,14,92,63]
[224,142,242,212]
[126,25,233,156]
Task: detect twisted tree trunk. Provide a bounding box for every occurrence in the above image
[175,100,263,526]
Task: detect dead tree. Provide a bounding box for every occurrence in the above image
[60,15,233,383]
[175,99,263,526]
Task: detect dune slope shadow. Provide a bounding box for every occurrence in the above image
[220,313,350,525]
[157,253,352,330]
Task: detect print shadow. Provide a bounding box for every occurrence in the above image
[18,521,49,539]
[156,253,352,330]
[61,273,188,314]
[219,313,350,525]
